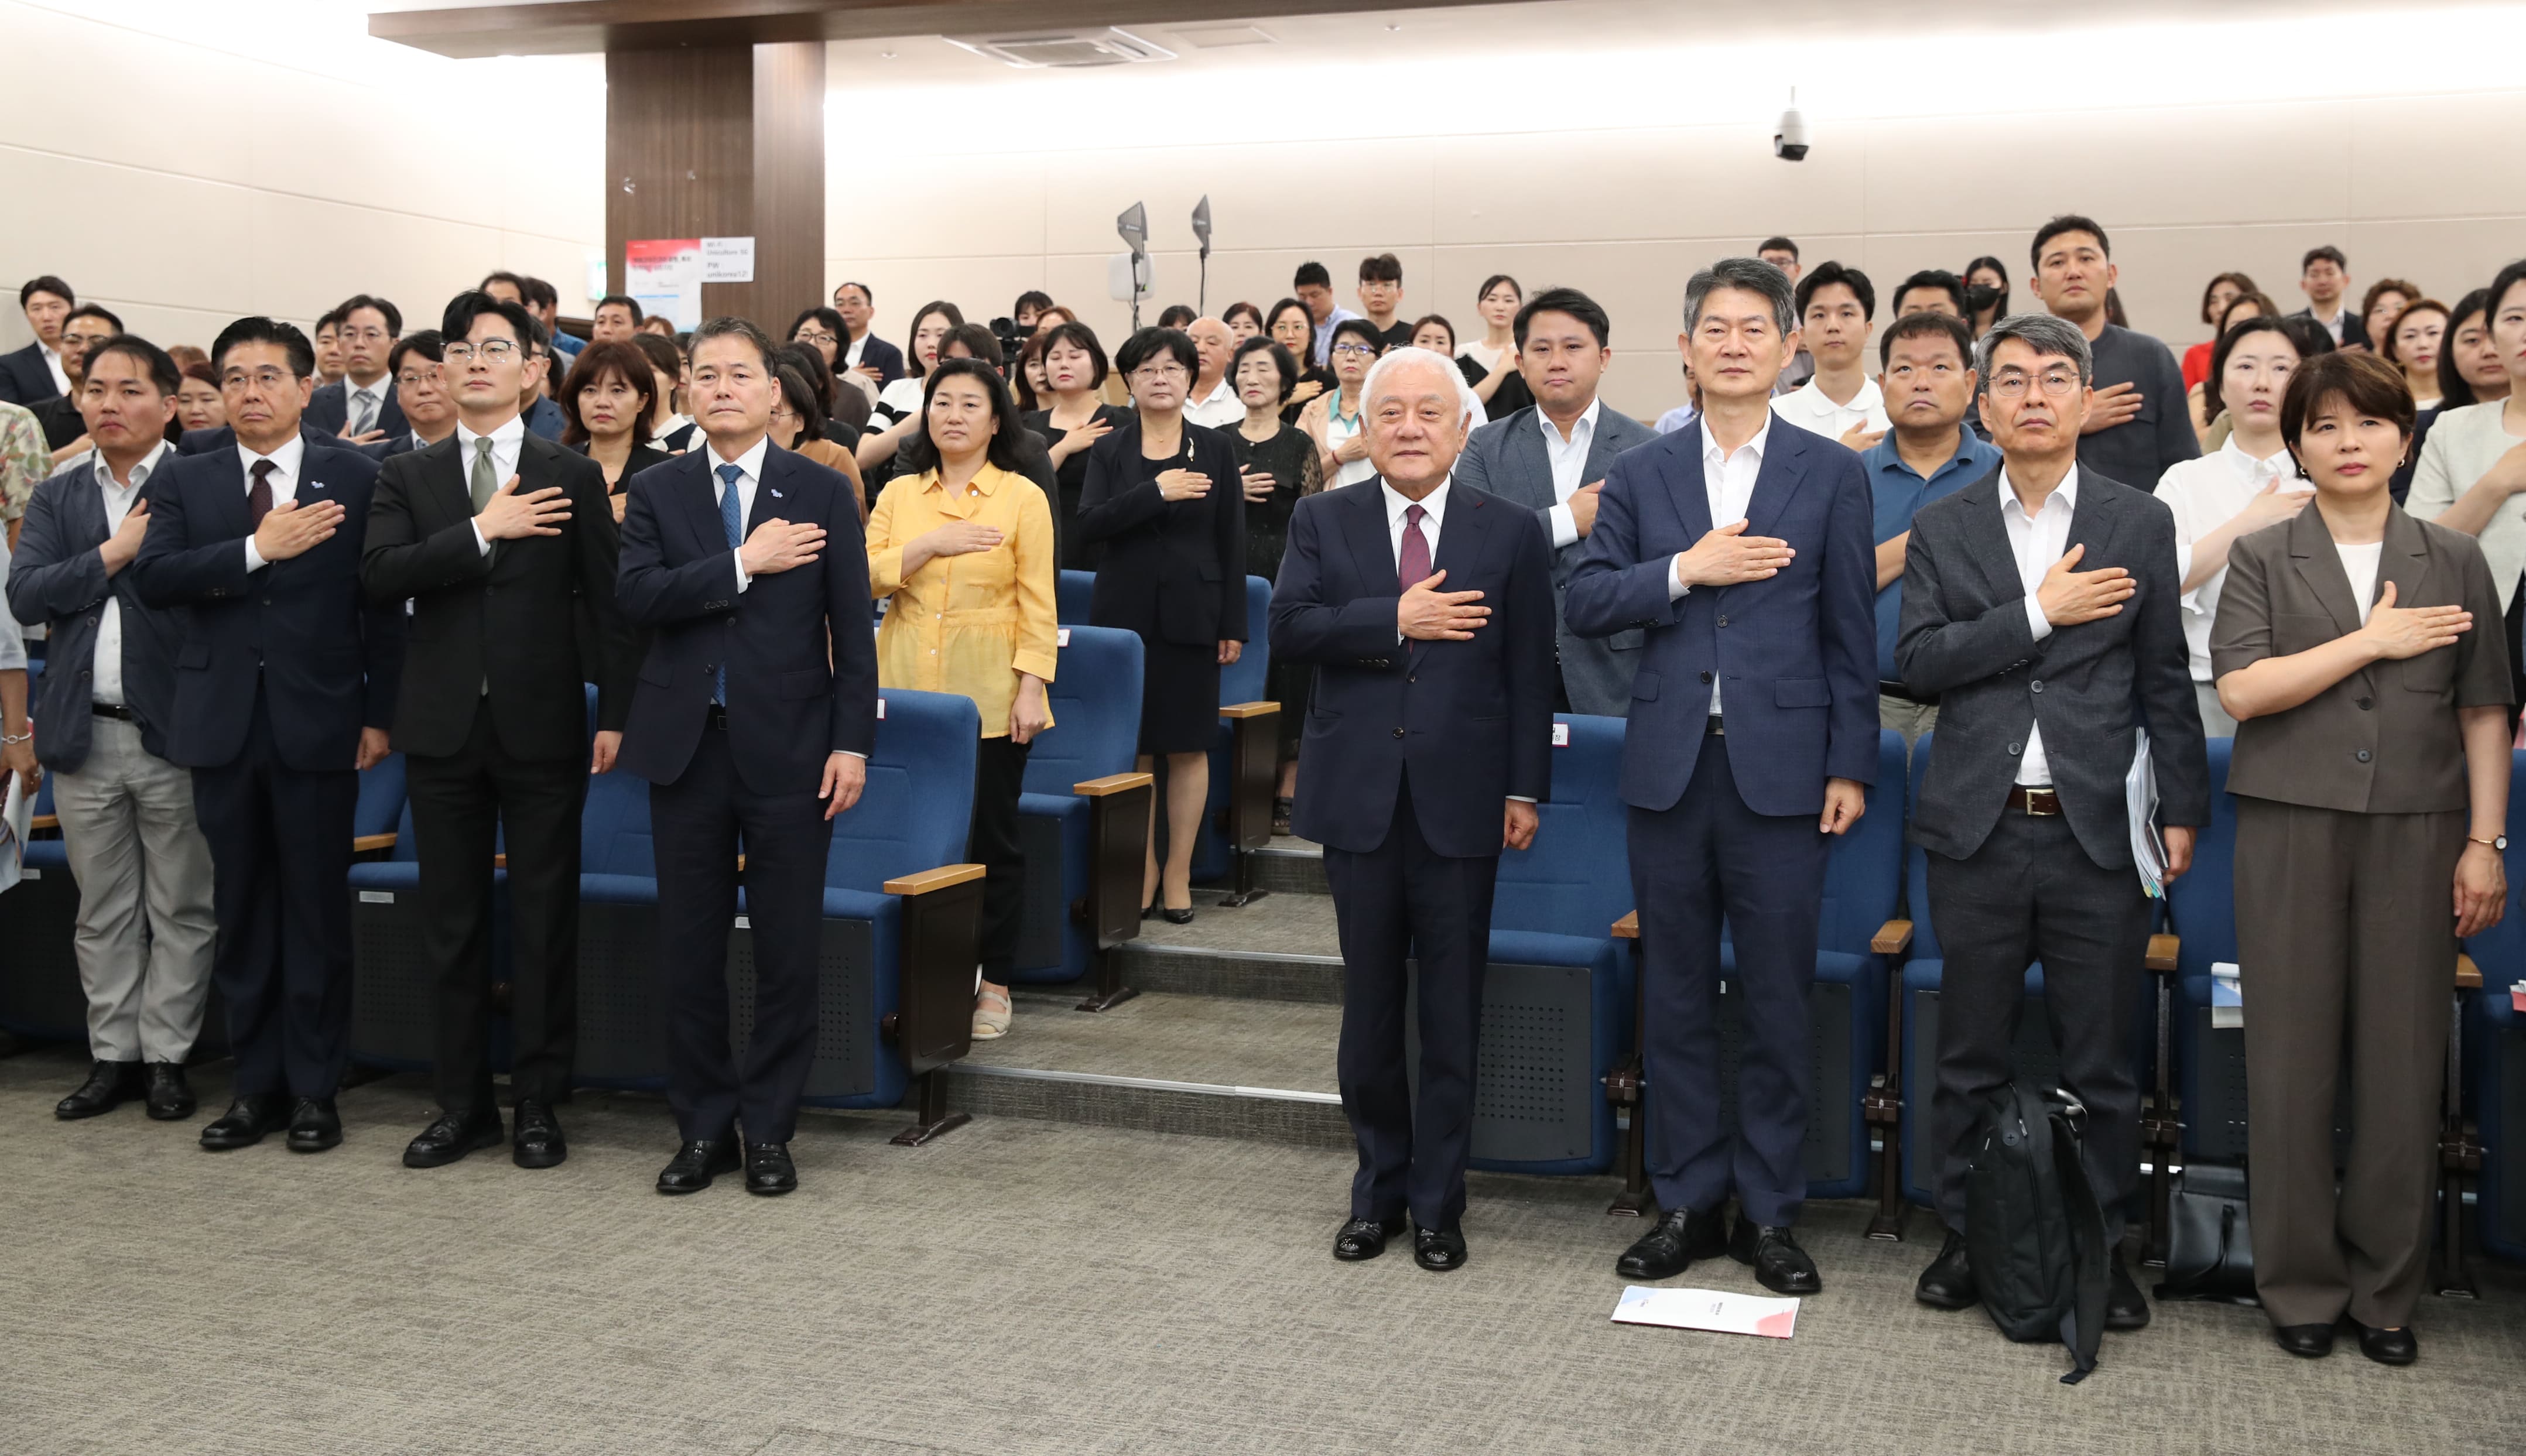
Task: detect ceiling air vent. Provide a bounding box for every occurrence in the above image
[946,29,1177,68]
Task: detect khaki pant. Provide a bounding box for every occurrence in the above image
[1877,693,1938,746]
[50,715,218,1063]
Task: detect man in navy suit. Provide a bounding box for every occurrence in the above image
[131,316,404,1155]
[1566,257,1879,1294]
[0,275,75,405]
[616,316,878,1198]
[304,294,406,446]
[832,282,903,389]
[1269,347,1555,1272]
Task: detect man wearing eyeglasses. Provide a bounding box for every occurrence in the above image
[307,296,406,446]
[1894,311,2207,1332]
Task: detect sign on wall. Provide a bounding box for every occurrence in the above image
[626,238,702,328]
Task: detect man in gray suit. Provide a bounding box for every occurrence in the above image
[5,334,217,1122]
[1894,312,2208,1332]
[1453,287,1656,715]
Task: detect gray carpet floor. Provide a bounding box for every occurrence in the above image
[970,991,1340,1092]
[4,1043,2521,1456]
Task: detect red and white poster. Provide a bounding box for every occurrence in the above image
[625,238,702,329]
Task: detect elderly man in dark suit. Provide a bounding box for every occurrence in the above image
[1895,311,2208,1330]
[1269,346,1556,1273]
[1565,257,1879,1295]
[1453,286,1658,715]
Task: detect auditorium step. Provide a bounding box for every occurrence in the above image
[1113,890,1343,1003]
[1199,834,1328,896]
[946,991,1347,1149]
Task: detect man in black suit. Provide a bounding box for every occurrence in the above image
[33,306,122,453]
[362,292,633,1171]
[131,316,404,1154]
[306,294,406,447]
[2,275,75,405]
[360,331,457,463]
[617,316,877,1197]
[1269,347,1556,1272]
[1895,311,2209,1328]
[831,281,903,389]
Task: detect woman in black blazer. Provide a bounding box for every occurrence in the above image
[1076,326,1248,921]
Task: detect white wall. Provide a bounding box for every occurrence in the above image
[0,0,604,355]
[824,6,2526,420]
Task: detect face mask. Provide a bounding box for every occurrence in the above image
[1965,284,2005,315]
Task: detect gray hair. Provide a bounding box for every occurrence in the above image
[1683,256,1798,337]
[1361,345,1478,429]
[1973,311,2093,392]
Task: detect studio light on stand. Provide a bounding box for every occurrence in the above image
[1111,201,1152,330]
[1192,194,1213,314]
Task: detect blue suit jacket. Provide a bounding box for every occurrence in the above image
[1564,418,1878,816]
[1268,477,1555,859]
[522,394,566,441]
[4,459,187,771]
[0,342,57,405]
[305,378,407,441]
[128,438,405,771]
[615,443,878,797]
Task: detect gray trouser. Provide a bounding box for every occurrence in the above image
[1877,693,1939,746]
[50,715,218,1063]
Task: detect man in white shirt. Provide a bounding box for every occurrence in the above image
[5,334,217,1123]
[1182,316,1243,428]
[1771,261,1890,448]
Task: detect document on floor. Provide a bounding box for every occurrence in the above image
[1611,1285,1799,1338]
[2127,729,2166,899]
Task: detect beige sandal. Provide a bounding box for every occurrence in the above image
[971,988,1014,1040]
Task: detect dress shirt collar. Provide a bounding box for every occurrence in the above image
[1538,396,1601,447]
[455,412,526,457]
[1381,475,1451,530]
[237,431,305,482]
[2217,433,2292,484]
[344,374,386,403]
[94,438,170,491]
[1998,463,2079,522]
[707,433,771,484]
[1702,410,1773,470]
[1864,424,1991,482]
[926,462,1008,498]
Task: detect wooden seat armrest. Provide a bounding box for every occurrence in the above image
[1611,911,1638,940]
[30,814,58,833]
[2145,934,2179,974]
[1074,772,1155,797]
[1870,920,1914,956]
[886,863,986,896]
[352,833,398,853]
[492,852,507,869]
[1218,701,1279,720]
[2456,953,2482,990]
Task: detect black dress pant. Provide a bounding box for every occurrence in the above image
[650,722,836,1144]
[1323,771,1498,1230]
[191,684,358,1099]
[1926,807,2151,1243]
[967,734,1032,982]
[406,696,587,1111]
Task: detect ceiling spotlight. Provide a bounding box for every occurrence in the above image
[1385,23,1402,30]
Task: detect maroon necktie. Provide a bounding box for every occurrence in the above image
[247,458,275,529]
[1397,502,1430,591]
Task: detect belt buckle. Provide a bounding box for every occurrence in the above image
[2022,787,2059,817]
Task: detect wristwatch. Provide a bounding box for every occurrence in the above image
[2469,834,2507,851]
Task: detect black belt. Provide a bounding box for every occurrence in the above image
[91,703,138,722]
[1879,680,1938,706]
[705,703,730,731]
[2006,785,2062,816]
[1705,716,1725,737]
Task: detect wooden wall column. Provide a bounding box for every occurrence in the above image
[604,40,825,327]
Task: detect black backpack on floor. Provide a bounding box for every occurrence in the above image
[1964,1082,2111,1384]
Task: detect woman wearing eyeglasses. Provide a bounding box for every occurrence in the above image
[1075,326,1248,923]
[1296,317,1385,489]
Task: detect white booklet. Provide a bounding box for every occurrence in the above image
[1611,1285,1800,1339]
[0,773,26,895]
[2126,729,2167,899]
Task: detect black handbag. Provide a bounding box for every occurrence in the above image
[2155,1162,2260,1304]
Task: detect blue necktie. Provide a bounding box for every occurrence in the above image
[715,463,745,705]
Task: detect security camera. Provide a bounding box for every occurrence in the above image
[1773,107,1809,162]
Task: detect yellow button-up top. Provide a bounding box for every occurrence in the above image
[867,463,1059,738]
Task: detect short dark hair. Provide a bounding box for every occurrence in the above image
[2301,245,2348,274]
[1795,261,1875,323]
[1156,304,1197,329]
[2489,258,2526,331]
[211,316,316,379]
[335,294,402,337]
[1231,335,1300,403]
[1877,310,1974,371]
[2199,272,2258,325]
[440,291,539,351]
[595,294,644,323]
[688,315,781,372]
[1327,316,1386,358]
[19,275,72,309]
[1757,237,1799,261]
[1358,252,1402,285]
[521,276,558,310]
[1477,273,1522,305]
[313,306,347,335]
[1038,321,1109,388]
[558,340,659,448]
[2031,214,2111,271]
[905,300,966,378]
[2377,298,2446,366]
[903,357,1029,477]
[944,321,1003,368]
[2440,288,2494,408]
[388,330,444,379]
[1684,258,1797,337]
[629,330,683,383]
[65,303,125,334]
[180,359,218,390]
[83,334,180,396]
[1116,326,1199,380]
[775,341,839,419]
[478,270,530,300]
[788,306,846,341]
[2281,348,2414,471]
[1264,298,1313,345]
[1012,290,1054,317]
[1892,269,1967,318]
[1407,314,1456,350]
[1221,300,1264,331]
[771,364,826,446]
[1293,261,1332,290]
[1515,286,1611,349]
[2218,290,2281,334]
[2202,316,2298,420]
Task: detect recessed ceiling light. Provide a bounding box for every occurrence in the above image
[1385,23,1403,30]
[879,50,896,59]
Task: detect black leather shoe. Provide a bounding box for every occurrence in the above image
[1616,1205,1729,1280]
[1915,1230,1977,1310]
[1334,1217,1405,1262]
[656,1139,741,1194]
[744,1142,798,1195]
[1729,1218,1822,1294]
[199,1094,290,1150]
[143,1063,196,1121]
[403,1106,505,1169]
[1412,1221,1467,1272]
[2274,1322,2337,1358]
[2350,1320,2418,1366]
[511,1100,567,1169]
[1159,906,1196,925]
[286,1097,342,1153]
[56,1060,144,1119]
[2104,1254,2151,1330]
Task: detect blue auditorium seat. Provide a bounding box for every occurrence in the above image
[570,766,663,1088]
[347,753,508,1073]
[352,751,407,856]
[1055,569,1094,626]
[0,773,83,1042]
[2462,752,2526,1267]
[1009,625,1148,988]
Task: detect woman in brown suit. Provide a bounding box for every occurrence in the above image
[2212,350,2512,1365]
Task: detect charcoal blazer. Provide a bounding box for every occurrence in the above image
[306,379,407,441]
[1268,477,1555,858]
[1563,418,1880,816]
[128,441,405,770]
[615,443,877,796]
[4,461,186,770]
[0,342,57,405]
[1896,467,2209,866]
[360,430,634,759]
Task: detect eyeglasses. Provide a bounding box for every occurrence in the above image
[395,369,438,388]
[340,327,392,344]
[222,368,296,391]
[441,340,521,364]
[1988,368,2082,398]
[1129,362,1190,381]
[795,330,837,346]
[1330,343,1379,359]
